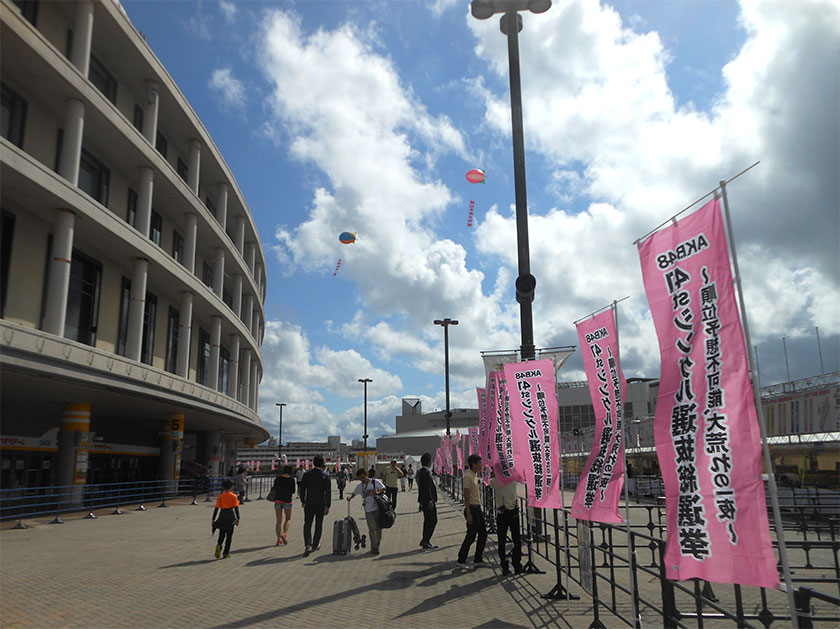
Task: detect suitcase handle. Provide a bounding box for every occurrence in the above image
[347,495,352,518]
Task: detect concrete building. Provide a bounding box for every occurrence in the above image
[0,0,269,489]
[235,436,356,473]
[377,399,479,459]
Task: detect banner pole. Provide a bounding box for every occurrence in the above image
[719,180,798,627]
[613,300,640,628]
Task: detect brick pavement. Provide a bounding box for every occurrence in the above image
[1,482,600,629]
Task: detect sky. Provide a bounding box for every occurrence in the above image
[120,0,840,445]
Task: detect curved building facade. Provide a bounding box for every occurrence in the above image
[0,0,269,488]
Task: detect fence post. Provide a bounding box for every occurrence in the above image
[112,483,123,515]
[255,476,264,500]
[13,518,28,530]
[50,488,64,524]
[157,480,169,508]
[542,507,579,600]
[658,541,679,628]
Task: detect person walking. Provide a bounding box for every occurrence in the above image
[490,471,522,575]
[381,460,403,511]
[400,465,407,492]
[457,454,487,567]
[212,479,240,559]
[235,465,248,503]
[407,464,415,490]
[271,465,296,546]
[348,468,386,556]
[416,452,438,549]
[299,455,331,557]
[336,466,347,500]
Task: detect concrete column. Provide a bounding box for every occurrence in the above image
[240,349,251,406]
[205,430,222,477]
[250,360,259,411]
[136,166,154,237]
[232,274,243,318]
[208,315,222,391]
[251,310,260,341]
[188,139,201,195]
[234,216,245,254]
[58,100,85,185]
[184,213,197,274]
[175,291,193,378]
[55,403,91,488]
[125,258,148,362]
[142,81,159,144]
[212,248,225,298]
[43,209,75,336]
[158,414,185,482]
[216,182,228,231]
[70,1,94,77]
[228,334,240,398]
[245,242,256,275]
[255,264,263,302]
[243,294,254,334]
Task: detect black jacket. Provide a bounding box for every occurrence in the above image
[300,468,331,509]
[271,475,296,503]
[416,466,437,506]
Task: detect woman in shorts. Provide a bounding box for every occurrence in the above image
[272,465,296,545]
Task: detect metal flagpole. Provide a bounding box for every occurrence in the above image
[612,300,641,628]
[718,180,798,628]
[816,327,825,374]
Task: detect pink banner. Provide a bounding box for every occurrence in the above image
[468,427,480,457]
[504,359,563,508]
[489,371,525,486]
[477,387,492,485]
[271,459,276,471]
[571,309,626,523]
[296,458,300,468]
[639,198,777,588]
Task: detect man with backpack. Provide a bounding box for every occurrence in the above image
[347,468,386,556]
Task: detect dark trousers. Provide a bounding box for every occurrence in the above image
[217,526,234,556]
[338,483,346,500]
[303,504,325,548]
[458,505,487,562]
[496,508,522,571]
[420,502,437,545]
[386,486,398,511]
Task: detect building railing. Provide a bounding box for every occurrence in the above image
[435,471,840,627]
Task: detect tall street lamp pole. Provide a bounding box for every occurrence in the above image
[471,0,550,361]
[275,403,286,459]
[434,318,459,435]
[358,378,373,469]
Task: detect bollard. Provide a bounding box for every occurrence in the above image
[50,499,64,524]
[136,504,146,511]
[112,505,123,515]
[84,511,97,519]
[191,492,198,506]
[12,518,28,530]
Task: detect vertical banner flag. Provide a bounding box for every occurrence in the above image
[468,427,480,458]
[478,385,494,485]
[271,459,276,471]
[296,458,300,469]
[455,430,464,470]
[638,198,777,587]
[503,359,564,508]
[571,309,627,523]
[489,371,524,485]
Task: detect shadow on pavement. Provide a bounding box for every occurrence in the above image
[159,558,217,569]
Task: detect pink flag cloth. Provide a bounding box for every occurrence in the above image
[271,459,276,471]
[476,387,492,485]
[468,427,480,457]
[256,461,261,472]
[489,371,523,486]
[455,439,464,471]
[571,309,626,523]
[296,458,300,469]
[639,198,777,588]
[504,359,564,508]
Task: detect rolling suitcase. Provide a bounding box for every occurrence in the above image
[333,501,366,555]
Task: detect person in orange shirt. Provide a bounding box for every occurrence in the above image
[212,479,241,559]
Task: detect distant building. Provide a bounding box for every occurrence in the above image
[236,436,357,472]
[376,399,479,459]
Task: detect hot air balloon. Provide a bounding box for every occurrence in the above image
[465,169,485,184]
[339,231,356,244]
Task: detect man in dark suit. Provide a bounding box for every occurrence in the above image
[416,452,438,549]
[299,455,331,557]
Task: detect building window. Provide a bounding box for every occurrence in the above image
[126,188,137,227]
[165,306,179,373]
[133,105,143,133]
[196,327,210,386]
[1,209,15,317]
[117,276,130,356]
[218,346,229,393]
[78,149,110,206]
[88,55,117,105]
[177,157,188,183]
[155,131,167,158]
[172,230,184,264]
[205,196,216,216]
[222,285,233,310]
[64,249,101,347]
[202,261,213,288]
[140,292,157,365]
[11,0,38,26]
[1,83,27,149]
[149,210,162,246]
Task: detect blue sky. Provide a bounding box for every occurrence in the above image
[121,0,839,444]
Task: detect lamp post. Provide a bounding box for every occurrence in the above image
[471,0,550,361]
[433,318,459,435]
[358,378,373,470]
[275,403,286,459]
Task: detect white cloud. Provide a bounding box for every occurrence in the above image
[219,0,237,23]
[208,67,247,110]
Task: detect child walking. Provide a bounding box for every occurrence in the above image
[212,479,240,559]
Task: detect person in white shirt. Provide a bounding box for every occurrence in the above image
[348,468,386,556]
[490,471,522,575]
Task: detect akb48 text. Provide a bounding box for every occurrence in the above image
[656,233,710,270]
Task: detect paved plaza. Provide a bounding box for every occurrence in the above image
[1,483,602,629]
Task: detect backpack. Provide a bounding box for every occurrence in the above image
[370,482,396,529]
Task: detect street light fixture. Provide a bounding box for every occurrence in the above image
[433,318,459,436]
[471,0,551,361]
[358,378,373,469]
[275,403,286,459]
